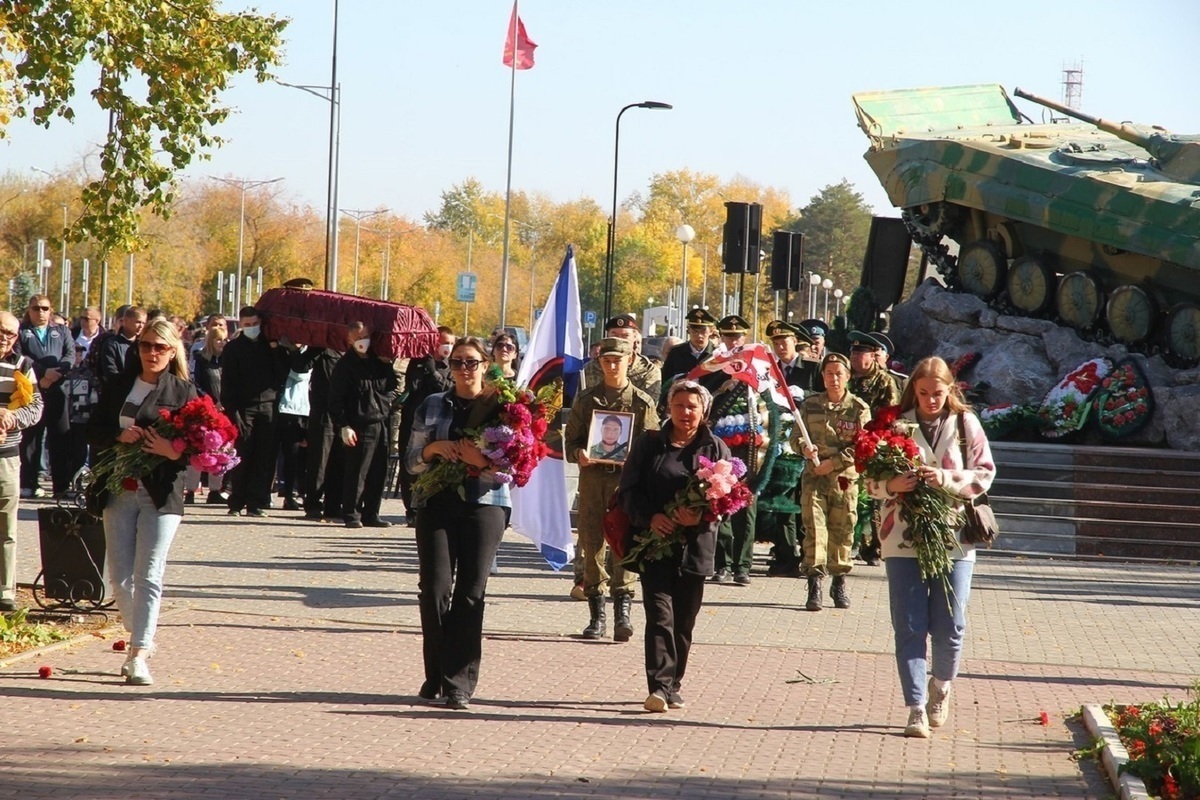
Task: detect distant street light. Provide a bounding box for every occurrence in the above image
[602,100,673,322]
[340,208,387,295]
[808,272,822,318]
[210,176,284,310]
[675,224,695,334]
[834,288,844,317]
[822,278,833,321]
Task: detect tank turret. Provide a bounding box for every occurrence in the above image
[852,83,1200,362]
[1013,88,1200,184]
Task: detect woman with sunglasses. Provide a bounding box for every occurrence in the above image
[87,319,197,686]
[489,333,520,380]
[405,337,508,710]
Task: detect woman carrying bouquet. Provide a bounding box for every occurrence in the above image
[617,380,730,713]
[405,337,507,710]
[86,318,198,686]
[865,356,995,738]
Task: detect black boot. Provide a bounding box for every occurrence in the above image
[831,575,851,609]
[805,576,824,612]
[582,596,606,639]
[613,595,634,642]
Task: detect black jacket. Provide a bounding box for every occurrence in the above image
[617,422,731,577]
[17,322,75,395]
[94,332,137,390]
[86,370,198,515]
[219,334,288,412]
[329,352,399,430]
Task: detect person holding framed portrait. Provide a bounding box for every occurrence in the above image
[565,338,659,642]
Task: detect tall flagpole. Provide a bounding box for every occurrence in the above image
[499,0,519,329]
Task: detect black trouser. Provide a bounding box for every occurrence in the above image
[641,560,705,697]
[276,413,307,501]
[341,420,387,524]
[20,389,70,493]
[415,498,508,698]
[762,510,800,568]
[397,413,417,515]
[714,500,757,576]
[227,403,277,512]
[303,409,343,517]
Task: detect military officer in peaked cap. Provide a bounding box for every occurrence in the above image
[661,307,717,389]
[799,319,829,362]
[868,331,908,393]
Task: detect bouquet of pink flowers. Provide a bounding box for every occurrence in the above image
[412,371,561,504]
[90,394,240,495]
[623,455,753,569]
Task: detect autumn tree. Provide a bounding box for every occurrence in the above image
[782,180,872,299]
[0,0,287,253]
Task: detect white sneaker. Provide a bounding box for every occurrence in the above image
[119,653,136,678]
[904,707,931,738]
[125,657,153,686]
[926,679,951,728]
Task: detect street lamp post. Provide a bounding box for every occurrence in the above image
[834,288,844,318]
[808,272,822,319]
[822,278,833,321]
[210,176,284,310]
[675,224,695,333]
[603,100,673,323]
[340,208,386,295]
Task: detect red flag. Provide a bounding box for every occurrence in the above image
[502,3,537,70]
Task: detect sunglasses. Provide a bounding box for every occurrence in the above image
[493,343,515,352]
[138,341,173,354]
[30,305,51,312]
[449,358,482,372]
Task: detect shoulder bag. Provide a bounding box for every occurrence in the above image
[957,413,999,548]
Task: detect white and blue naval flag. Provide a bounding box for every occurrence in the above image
[512,245,584,569]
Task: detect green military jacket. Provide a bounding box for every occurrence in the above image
[565,380,660,465]
[792,391,871,474]
[849,363,902,414]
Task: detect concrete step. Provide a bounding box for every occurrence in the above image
[990,477,1200,506]
[993,496,1200,525]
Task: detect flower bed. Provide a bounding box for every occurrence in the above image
[1085,684,1200,800]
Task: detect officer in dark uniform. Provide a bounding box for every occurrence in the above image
[870,332,908,394]
[660,307,716,391]
[800,319,829,362]
[706,314,760,585]
[761,319,814,576]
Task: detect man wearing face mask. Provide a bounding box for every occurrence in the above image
[328,322,399,529]
[398,325,454,524]
[220,306,289,517]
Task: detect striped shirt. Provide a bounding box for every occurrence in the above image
[0,352,45,458]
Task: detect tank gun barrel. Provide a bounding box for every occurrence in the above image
[1013,87,1152,149]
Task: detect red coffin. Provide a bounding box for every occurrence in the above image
[258,288,439,360]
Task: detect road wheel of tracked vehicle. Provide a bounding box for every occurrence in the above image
[1106,285,1157,345]
[1006,255,1056,315]
[1056,271,1104,330]
[957,240,1007,300]
[1165,303,1200,362]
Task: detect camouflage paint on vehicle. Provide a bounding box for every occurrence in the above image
[851,83,1200,360]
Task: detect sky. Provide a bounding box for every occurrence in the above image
[4,0,1200,227]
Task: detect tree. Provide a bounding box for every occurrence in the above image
[0,0,287,253]
[784,180,872,299]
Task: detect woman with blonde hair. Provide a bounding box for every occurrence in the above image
[866,356,996,738]
[86,318,197,686]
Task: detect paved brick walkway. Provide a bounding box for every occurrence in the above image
[3,497,1198,799]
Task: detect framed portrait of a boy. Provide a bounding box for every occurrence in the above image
[586,410,634,464]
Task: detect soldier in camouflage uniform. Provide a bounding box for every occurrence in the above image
[565,337,659,642]
[792,353,870,612]
[848,331,903,566]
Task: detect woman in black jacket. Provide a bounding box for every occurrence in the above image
[617,379,731,713]
[86,319,197,686]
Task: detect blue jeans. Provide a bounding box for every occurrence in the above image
[885,557,974,707]
[104,487,182,650]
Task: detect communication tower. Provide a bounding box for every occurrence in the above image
[1052,61,1084,122]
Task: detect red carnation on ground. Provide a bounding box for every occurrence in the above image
[37,665,52,678]
[113,640,126,652]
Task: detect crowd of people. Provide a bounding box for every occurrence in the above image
[0,291,995,737]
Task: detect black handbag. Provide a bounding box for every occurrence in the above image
[957,414,998,547]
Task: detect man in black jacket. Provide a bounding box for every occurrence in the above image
[329,321,398,529]
[302,347,344,521]
[220,306,288,517]
[17,295,75,498]
[94,306,145,391]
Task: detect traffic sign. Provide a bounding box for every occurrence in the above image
[456,272,477,303]
[584,310,596,329]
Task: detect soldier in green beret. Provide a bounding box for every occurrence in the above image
[566,337,659,641]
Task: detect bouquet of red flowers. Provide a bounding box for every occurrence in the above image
[623,456,752,569]
[854,405,959,581]
[90,394,241,495]
[411,371,561,504]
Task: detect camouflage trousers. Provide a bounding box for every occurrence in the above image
[576,467,636,598]
[800,471,858,577]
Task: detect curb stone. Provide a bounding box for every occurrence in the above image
[1081,703,1152,800]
